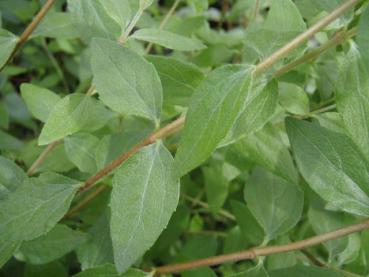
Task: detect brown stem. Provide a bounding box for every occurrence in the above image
[155,219,369,275]
[78,116,185,193]
[253,0,360,76]
[0,0,56,71]
[27,140,60,176]
[273,28,357,78]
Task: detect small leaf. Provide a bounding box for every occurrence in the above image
[110,142,179,273]
[233,123,298,184]
[244,167,303,241]
[77,214,113,270]
[286,118,369,216]
[279,82,309,115]
[0,156,27,200]
[0,102,9,129]
[0,28,18,69]
[245,0,306,60]
[74,264,150,277]
[269,265,343,277]
[229,263,269,277]
[21,83,61,122]
[147,55,205,106]
[19,224,88,264]
[99,0,131,29]
[0,129,24,150]
[175,65,254,177]
[64,133,99,173]
[91,38,162,123]
[39,93,112,145]
[131,28,206,51]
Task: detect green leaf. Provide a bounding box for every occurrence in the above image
[0,156,27,200]
[279,82,309,115]
[131,28,206,51]
[357,6,369,72]
[74,264,150,277]
[39,93,112,145]
[0,240,21,268]
[21,84,61,122]
[146,55,205,106]
[244,167,303,241]
[110,142,179,273]
[336,47,369,161]
[269,265,343,277]
[223,80,278,145]
[0,129,24,150]
[233,123,298,184]
[0,102,9,129]
[203,163,229,213]
[32,12,79,39]
[0,173,80,265]
[77,214,113,270]
[24,262,68,277]
[286,118,369,217]
[0,28,18,69]
[91,38,162,123]
[245,0,306,59]
[19,224,88,264]
[67,0,121,43]
[174,65,254,177]
[231,201,264,245]
[64,133,99,174]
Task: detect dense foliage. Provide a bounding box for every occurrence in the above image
[0,0,369,276]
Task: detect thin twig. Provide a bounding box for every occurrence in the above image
[27,140,60,176]
[273,28,357,78]
[253,0,360,76]
[145,0,181,54]
[0,0,56,72]
[154,219,369,275]
[63,184,109,219]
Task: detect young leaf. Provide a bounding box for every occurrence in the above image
[64,133,99,174]
[110,142,179,273]
[19,224,88,264]
[74,264,150,277]
[0,28,18,69]
[131,29,206,51]
[357,6,369,72]
[245,0,306,59]
[146,55,205,106]
[244,167,303,241]
[229,264,269,277]
[233,124,298,184]
[21,84,61,122]
[279,82,309,115]
[269,265,343,277]
[286,118,369,217]
[39,94,112,145]
[0,156,27,200]
[174,65,254,177]
[0,173,80,243]
[99,0,131,29]
[336,48,369,161]
[67,0,121,43]
[91,39,162,123]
